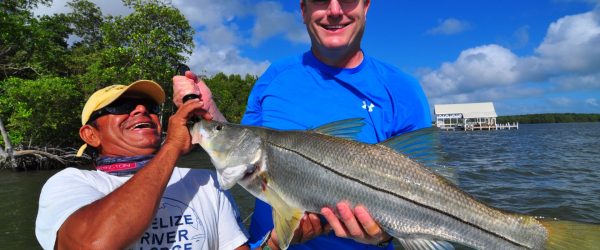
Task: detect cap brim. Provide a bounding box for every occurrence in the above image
[125,80,166,104]
[80,80,166,125]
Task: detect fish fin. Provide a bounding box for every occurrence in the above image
[263,181,304,249]
[541,219,600,250]
[379,127,441,164]
[397,238,455,250]
[312,118,365,140]
[379,128,459,185]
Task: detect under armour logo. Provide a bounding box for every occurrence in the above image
[362,101,375,112]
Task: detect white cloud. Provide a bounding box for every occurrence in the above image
[585,98,599,107]
[172,0,309,76]
[32,0,69,16]
[34,0,306,76]
[189,46,269,76]
[174,0,247,28]
[92,0,132,16]
[549,97,573,107]
[428,85,544,108]
[420,44,520,97]
[196,24,242,50]
[551,72,600,90]
[177,1,306,76]
[177,0,306,76]
[534,10,600,74]
[33,0,131,17]
[426,18,471,35]
[251,2,308,46]
[420,8,600,107]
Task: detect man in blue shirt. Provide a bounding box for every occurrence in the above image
[174,0,431,249]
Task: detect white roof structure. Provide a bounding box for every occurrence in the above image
[434,102,498,119]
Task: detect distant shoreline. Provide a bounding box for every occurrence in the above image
[497,113,600,124]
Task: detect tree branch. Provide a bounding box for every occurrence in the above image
[0,117,17,168]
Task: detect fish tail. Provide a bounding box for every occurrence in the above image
[541,220,600,249]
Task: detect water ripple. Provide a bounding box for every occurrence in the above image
[439,123,600,223]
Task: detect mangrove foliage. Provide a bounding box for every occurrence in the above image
[497,113,600,124]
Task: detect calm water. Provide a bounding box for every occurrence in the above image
[1,123,599,249]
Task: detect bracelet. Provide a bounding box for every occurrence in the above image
[182,94,200,103]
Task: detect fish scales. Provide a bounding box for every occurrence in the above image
[257,129,547,249]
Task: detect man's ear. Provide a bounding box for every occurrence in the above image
[300,0,307,24]
[79,124,101,148]
[364,0,371,15]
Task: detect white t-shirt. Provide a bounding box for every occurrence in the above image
[35,167,248,250]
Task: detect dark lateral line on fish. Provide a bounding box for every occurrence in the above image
[269,142,527,249]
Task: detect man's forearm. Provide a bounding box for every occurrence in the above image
[56,145,181,249]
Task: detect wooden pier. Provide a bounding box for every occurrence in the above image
[464,122,519,131]
[437,122,519,131]
[434,102,519,132]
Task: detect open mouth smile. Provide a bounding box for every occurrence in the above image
[126,119,157,130]
[131,122,154,129]
[321,23,350,31]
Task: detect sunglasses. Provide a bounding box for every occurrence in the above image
[88,98,160,123]
[308,0,358,5]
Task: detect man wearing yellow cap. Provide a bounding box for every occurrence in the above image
[35,80,249,249]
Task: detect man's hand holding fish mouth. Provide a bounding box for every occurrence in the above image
[162,98,204,156]
[172,70,226,122]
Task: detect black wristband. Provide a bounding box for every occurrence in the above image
[182,94,200,103]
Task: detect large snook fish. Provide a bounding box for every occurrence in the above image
[191,118,600,250]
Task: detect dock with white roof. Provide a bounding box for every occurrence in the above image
[434,102,518,131]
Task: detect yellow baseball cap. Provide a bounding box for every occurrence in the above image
[76,80,166,157]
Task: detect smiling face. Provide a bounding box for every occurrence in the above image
[80,95,162,157]
[301,0,370,66]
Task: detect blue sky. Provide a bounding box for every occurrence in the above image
[36,0,600,115]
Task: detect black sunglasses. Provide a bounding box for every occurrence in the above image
[309,0,358,5]
[88,98,160,123]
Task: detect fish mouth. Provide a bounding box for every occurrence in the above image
[241,164,258,180]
